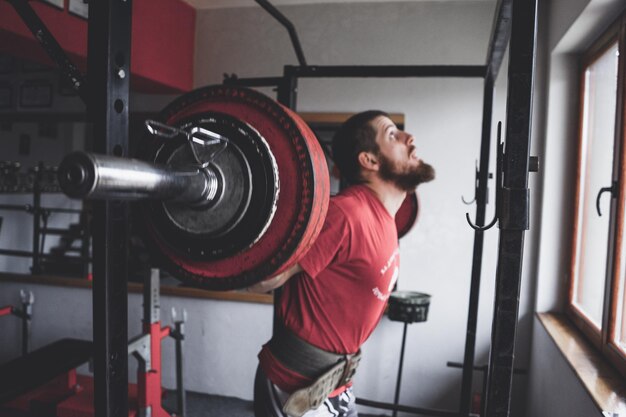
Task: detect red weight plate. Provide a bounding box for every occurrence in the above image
[141,86,330,290]
[395,192,419,239]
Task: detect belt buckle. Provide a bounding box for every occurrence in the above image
[338,350,361,387]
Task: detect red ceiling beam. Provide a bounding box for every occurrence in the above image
[0,0,195,94]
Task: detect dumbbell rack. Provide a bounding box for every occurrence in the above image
[0,160,89,276]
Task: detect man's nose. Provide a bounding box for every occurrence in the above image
[405,132,415,145]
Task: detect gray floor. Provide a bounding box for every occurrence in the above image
[0,391,388,417]
[163,390,388,417]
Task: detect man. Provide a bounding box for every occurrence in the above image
[249,110,435,417]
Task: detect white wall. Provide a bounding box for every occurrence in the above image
[194,1,516,413]
[0,2,551,416]
[526,318,601,417]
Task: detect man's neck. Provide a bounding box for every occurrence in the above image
[362,179,407,217]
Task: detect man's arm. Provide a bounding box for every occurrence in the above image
[246,263,303,293]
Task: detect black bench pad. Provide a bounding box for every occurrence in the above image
[0,338,93,404]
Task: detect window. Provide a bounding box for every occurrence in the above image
[568,14,626,377]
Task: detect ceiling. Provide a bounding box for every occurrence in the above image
[183,0,494,10]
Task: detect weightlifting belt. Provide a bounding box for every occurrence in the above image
[268,323,361,417]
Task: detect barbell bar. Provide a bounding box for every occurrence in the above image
[58,85,419,290]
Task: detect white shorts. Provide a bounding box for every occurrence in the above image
[253,365,358,417]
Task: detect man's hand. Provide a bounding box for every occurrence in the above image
[246,263,302,293]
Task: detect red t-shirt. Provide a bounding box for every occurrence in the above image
[258,185,400,394]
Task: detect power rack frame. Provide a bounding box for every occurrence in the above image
[3,0,537,416]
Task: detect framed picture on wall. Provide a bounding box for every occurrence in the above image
[0,84,12,109]
[69,0,88,19]
[21,60,51,73]
[38,122,59,139]
[40,0,64,10]
[0,54,15,74]
[19,80,53,108]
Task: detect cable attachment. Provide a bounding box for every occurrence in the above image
[144,120,229,168]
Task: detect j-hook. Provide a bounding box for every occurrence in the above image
[596,181,617,217]
[466,122,503,232]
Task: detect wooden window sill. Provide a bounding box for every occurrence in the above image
[0,271,273,304]
[537,312,626,416]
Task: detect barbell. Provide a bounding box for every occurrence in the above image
[58,85,418,291]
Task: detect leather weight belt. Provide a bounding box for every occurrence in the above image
[268,323,362,417]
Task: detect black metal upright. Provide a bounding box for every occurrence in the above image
[87,0,133,416]
[459,1,512,414]
[459,74,494,416]
[277,66,299,110]
[5,0,88,102]
[484,0,537,416]
[31,163,43,274]
[255,0,308,67]
[273,66,298,334]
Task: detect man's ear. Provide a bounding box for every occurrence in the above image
[358,151,378,171]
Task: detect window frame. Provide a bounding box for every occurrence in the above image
[567,13,626,379]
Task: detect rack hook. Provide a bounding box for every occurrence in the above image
[461,160,479,205]
[465,122,503,232]
[465,213,497,231]
[595,182,617,217]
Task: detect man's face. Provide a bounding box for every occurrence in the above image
[371,116,435,191]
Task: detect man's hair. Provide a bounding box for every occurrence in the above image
[331,110,389,184]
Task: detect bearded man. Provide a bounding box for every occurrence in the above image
[248,110,436,417]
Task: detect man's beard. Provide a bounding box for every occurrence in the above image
[378,152,435,192]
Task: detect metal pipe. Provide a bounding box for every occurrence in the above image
[255,0,307,66]
[484,0,537,415]
[0,249,90,261]
[392,322,409,417]
[287,65,486,78]
[355,398,458,417]
[0,205,83,214]
[58,151,216,206]
[31,162,43,275]
[21,297,32,356]
[277,68,298,109]
[484,0,513,80]
[223,65,487,91]
[6,0,87,103]
[174,318,186,417]
[223,75,284,88]
[459,74,495,417]
[87,0,132,414]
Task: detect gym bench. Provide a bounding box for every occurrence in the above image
[0,338,92,405]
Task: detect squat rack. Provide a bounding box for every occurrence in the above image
[226,1,536,417]
[4,0,537,416]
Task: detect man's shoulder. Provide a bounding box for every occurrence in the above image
[329,186,376,224]
[332,185,375,210]
[330,189,360,214]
